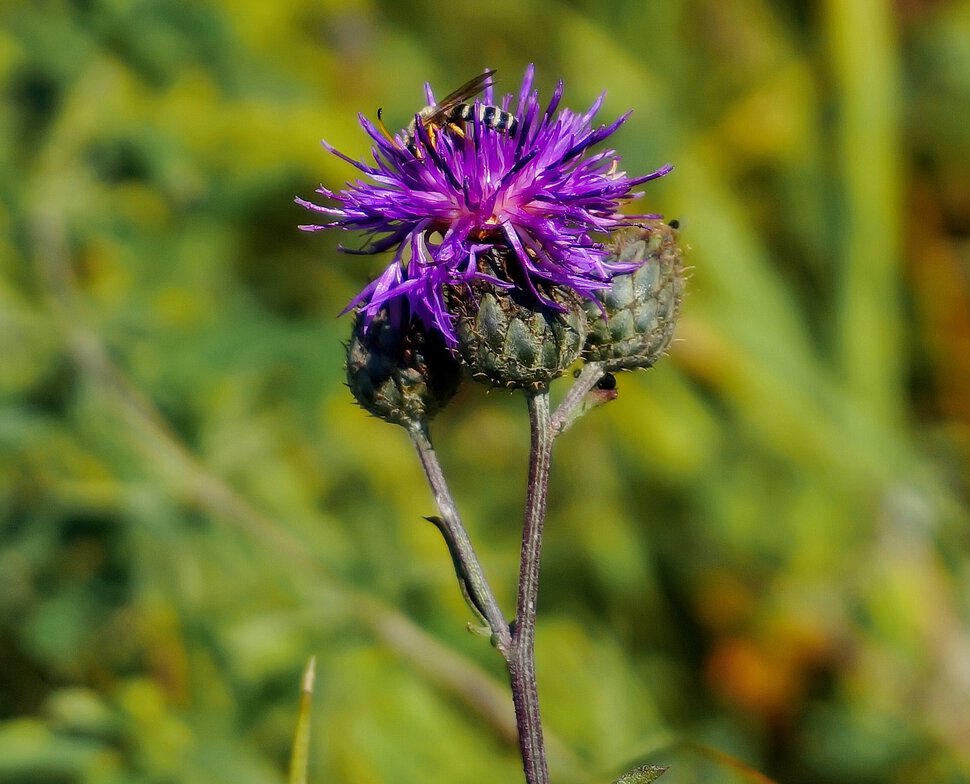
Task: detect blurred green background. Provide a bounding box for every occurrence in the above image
[2,1,970,782]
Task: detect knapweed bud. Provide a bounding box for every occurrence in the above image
[346,308,461,427]
[582,221,684,371]
[449,248,588,389]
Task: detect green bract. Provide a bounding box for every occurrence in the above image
[450,249,588,389]
[582,221,684,371]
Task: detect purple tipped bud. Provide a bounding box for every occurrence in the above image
[346,309,461,427]
[449,248,587,389]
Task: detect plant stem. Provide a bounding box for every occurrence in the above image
[409,421,512,654]
[508,388,554,784]
[550,361,606,437]
[411,386,564,784]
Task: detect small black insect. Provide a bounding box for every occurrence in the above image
[595,373,617,391]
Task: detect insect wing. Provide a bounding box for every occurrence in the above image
[420,69,496,127]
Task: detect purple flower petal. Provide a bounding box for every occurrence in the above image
[298,65,671,345]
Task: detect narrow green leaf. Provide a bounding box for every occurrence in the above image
[611,764,668,784]
[288,656,316,784]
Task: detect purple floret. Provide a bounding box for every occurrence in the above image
[298,64,671,345]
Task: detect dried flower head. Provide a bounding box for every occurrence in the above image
[298,65,671,346]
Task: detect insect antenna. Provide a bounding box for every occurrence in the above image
[376,108,400,147]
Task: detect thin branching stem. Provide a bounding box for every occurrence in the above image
[550,361,606,437]
[410,420,512,654]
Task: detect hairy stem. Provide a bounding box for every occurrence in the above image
[410,421,512,654]
[508,389,554,784]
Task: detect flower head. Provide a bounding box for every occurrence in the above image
[298,65,671,346]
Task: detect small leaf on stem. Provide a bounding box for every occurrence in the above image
[611,764,669,784]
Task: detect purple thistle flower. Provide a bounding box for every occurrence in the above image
[298,64,672,345]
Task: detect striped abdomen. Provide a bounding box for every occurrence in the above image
[449,103,519,136]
